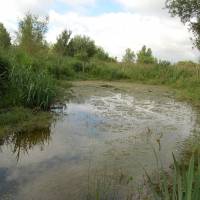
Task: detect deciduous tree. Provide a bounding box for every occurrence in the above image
[122,48,135,63]
[166,0,200,50]
[136,45,156,64]
[54,29,72,56]
[17,13,48,54]
[68,35,96,72]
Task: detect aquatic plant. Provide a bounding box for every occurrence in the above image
[147,153,200,200]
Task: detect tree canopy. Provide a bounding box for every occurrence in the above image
[166,0,200,49]
[136,45,156,64]
[95,47,111,61]
[54,29,72,56]
[17,13,48,54]
[122,48,135,63]
[68,35,96,60]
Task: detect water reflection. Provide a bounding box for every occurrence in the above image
[0,82,198,200]
[0,127,51,161]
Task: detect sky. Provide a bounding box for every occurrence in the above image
[0,0,199,62]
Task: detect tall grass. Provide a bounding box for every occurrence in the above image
[90,61,128,80]
[10,65,56,110]
[45,54,76,79]
[147,153,200,200]
[89,61,199,84]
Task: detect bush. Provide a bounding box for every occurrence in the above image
[47,56,75,79]
[91,61,128,80]
[71,59,83,72]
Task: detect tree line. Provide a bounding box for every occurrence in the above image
[0,13,160,66]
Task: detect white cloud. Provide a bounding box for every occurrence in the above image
[47,10,199,62]
[115,0,167,15]
[0,0,94,32]
[0,0,199,62]
[15,0,53,12]
[0,0,53,33]
[59,0,96,6]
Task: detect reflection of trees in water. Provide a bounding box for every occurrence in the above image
[1,127,51,161]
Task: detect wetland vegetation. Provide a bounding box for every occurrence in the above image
[0,0,200,199]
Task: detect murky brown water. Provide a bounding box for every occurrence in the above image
[0,81,198,200]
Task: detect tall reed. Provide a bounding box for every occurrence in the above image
[10,65,56,110]
[147,153,200,200]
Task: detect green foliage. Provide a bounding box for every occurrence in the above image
[166,0,200,50]
[137,45,156,64]
[94,47,112,61]
[53,29,72,56]
[17,13,48,54]
[0,107,52,138]
[46,55,75,79]
[122,48,135,63]
[68,35,96,59]
[0,107,35,126]
[0,23,11,49]
[158,60,171,67]
[90,61,128,80]
[10,65,56,110]
[176,60,197,68]
[67,35,97,72]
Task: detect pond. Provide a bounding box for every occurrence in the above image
[0,81,198,200]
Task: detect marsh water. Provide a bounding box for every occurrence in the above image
[0,81,199,199]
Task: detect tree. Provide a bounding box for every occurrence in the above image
[122,48,135,63]
[166,0,200,50]
[17,13,48,54]
[136,45,156,64]
[68,35,97,72]
[0,23,11,49]
[54,29,72,56]
[68,35,96,57]
[95,47,111,61]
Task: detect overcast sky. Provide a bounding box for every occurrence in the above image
[0,0,199,62]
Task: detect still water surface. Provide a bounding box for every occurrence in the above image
[0,82,198,199]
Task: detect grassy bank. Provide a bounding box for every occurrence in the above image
[72,60,200,106]
[0,78,72,138]
[0,107,53,138]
